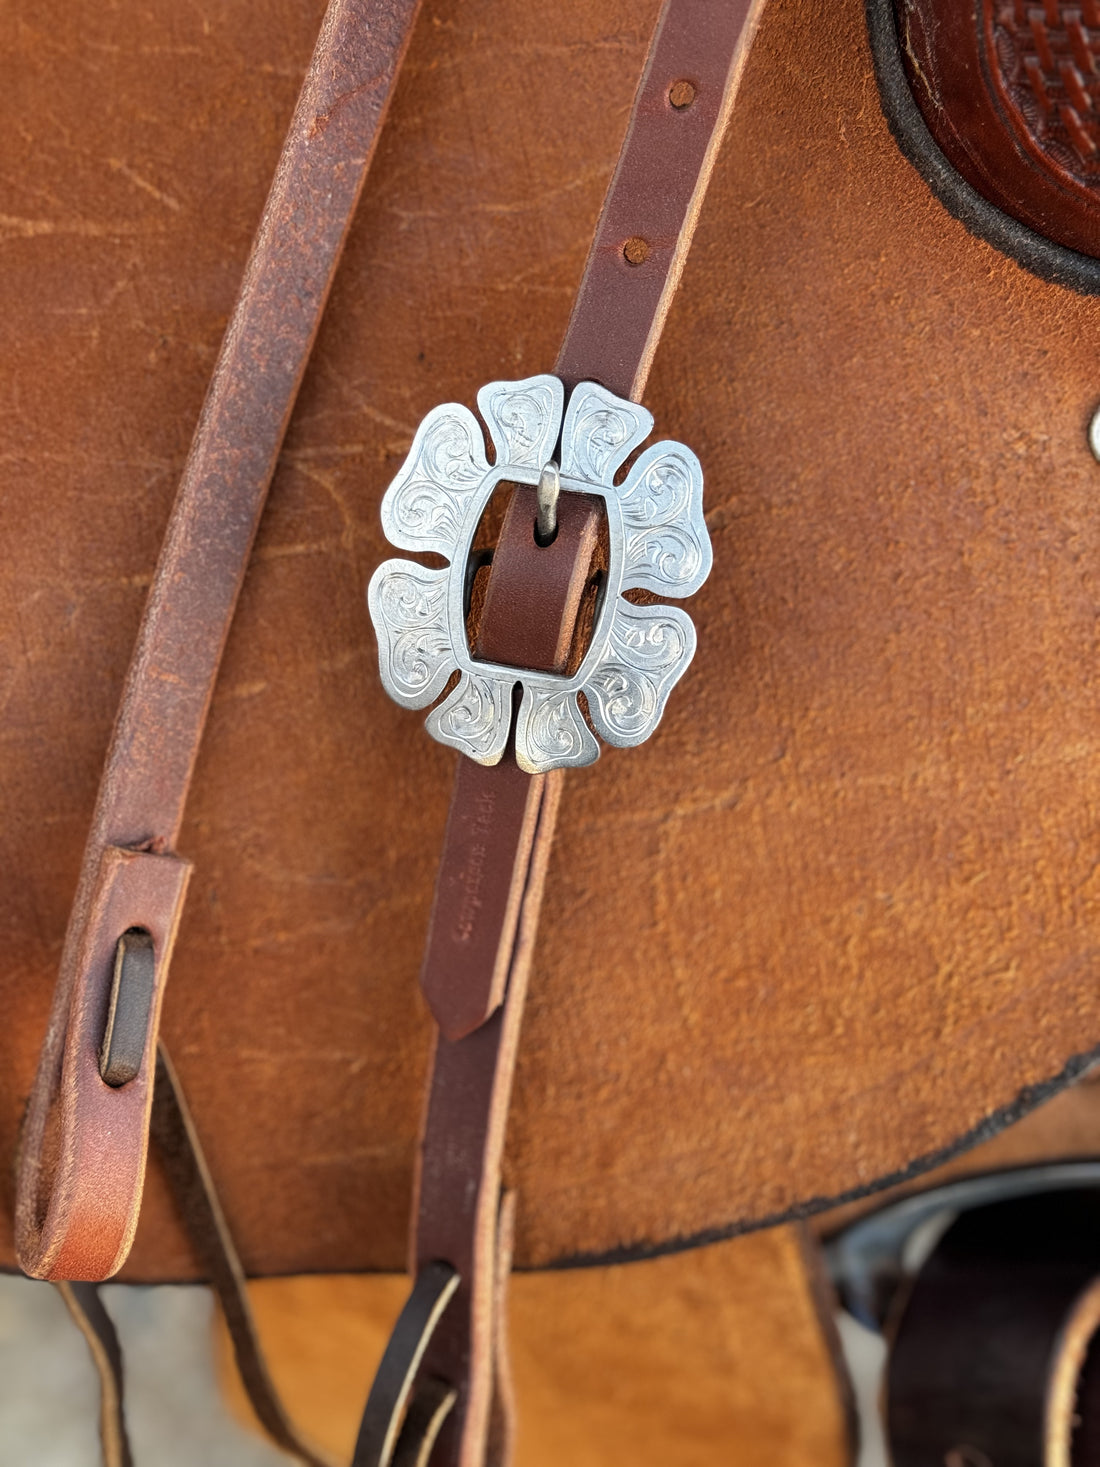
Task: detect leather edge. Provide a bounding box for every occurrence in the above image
[39,1042,1100,1283]
[865,0,1100,294]
[543,1042,1100,1270]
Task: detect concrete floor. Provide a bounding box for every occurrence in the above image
[0,1275,288,1465]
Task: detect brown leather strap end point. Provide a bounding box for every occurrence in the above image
[16,846,191,1281]
[419,758,544,1043]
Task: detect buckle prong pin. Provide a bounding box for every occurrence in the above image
[535,459,560,546]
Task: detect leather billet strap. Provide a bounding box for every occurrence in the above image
[409,492,599,1467]
[418,488,602,1043]
[557,0,766,401]
[371,2,767,1464]
[15,0,424,1281]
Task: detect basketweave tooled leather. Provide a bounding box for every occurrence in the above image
[7,0,1100,1290]
[895,0,1100,259]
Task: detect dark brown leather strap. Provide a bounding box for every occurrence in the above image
[557,0,764,401]
[16,0,424,1282]
[402,486,594,1467]
[352,1261,460,1467]
[351,493,600,1467]
[418,487,602,1043]
[366,2,766,1463]
[55,1281,133,1467]
[887,1190,1100,1467]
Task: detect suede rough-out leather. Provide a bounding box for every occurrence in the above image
[215,1227,852,1467]
[4,0,1100,1280]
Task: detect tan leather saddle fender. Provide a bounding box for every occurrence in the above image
[5,0,1100,1288]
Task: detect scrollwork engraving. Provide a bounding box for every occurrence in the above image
[478,376,563,470]
[515,686,600,774]
[619,443,711,597]
[381,405,489,557]
[369,377,711,771]
[584,603,695,747]
[368,561,454,709]
[426,670,512,765]
[559,381,652,486]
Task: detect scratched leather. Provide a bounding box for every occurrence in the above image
[3,0,1100,1281]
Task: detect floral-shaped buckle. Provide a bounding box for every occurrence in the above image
[367,375,712,774]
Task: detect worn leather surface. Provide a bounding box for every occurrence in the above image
[217,1228,852,1467]
[815,1066,1100,1238]
[6,0,1100,1280]
[13,0,424,1284]
[16,846,191,1280]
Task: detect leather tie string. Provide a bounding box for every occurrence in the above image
[358,1,766,1464]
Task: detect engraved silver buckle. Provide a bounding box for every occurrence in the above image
[367,375,712,774]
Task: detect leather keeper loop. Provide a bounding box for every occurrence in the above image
[15,846,191,1280]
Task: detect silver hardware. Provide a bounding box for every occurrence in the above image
[1089,403,1100,463]
[535,459,560,544]
[367,375,712,773]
